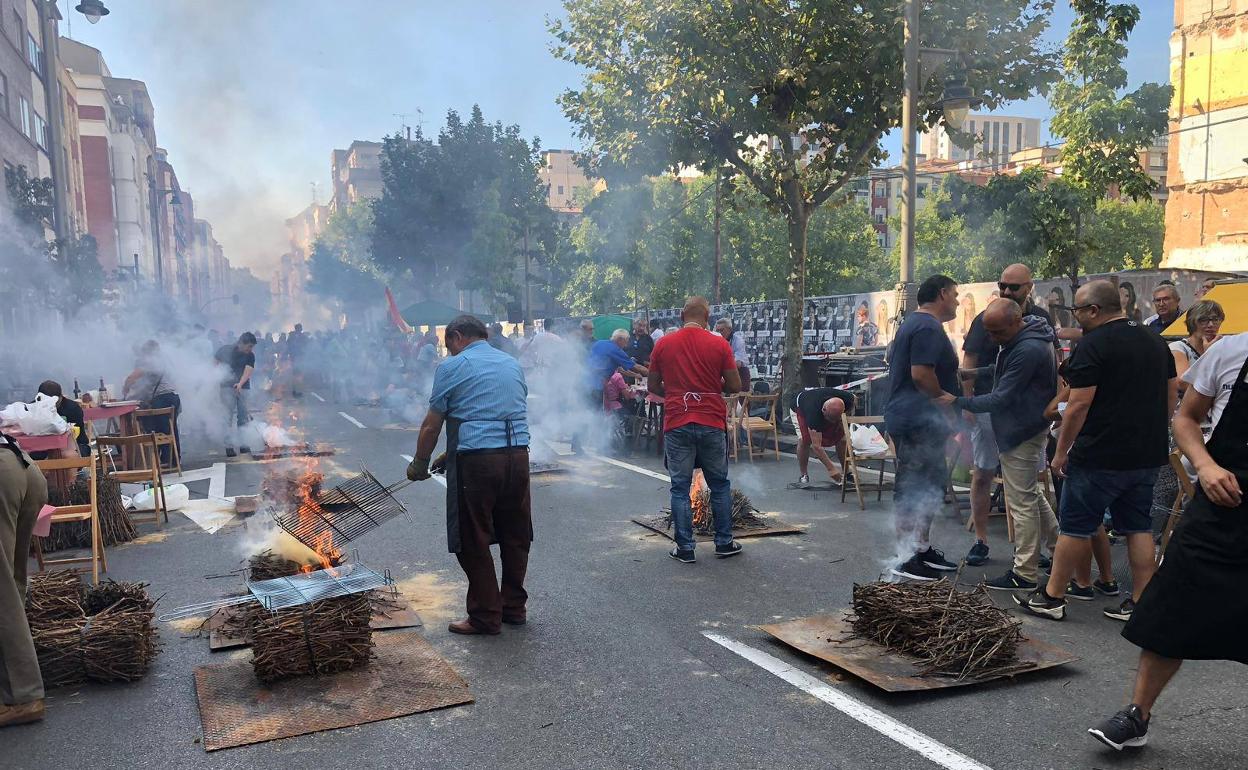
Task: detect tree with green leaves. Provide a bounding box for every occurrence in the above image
[553,0,1058,402]
[370,106,554,316]
[307,202,383,318]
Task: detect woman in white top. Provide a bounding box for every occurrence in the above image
[1169,299,1225,396]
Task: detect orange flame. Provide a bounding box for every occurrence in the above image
[262,400,341,572]
[690,469,710,529]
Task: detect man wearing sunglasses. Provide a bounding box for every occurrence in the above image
[1016,280,1177,624]
[959,264,1059,570]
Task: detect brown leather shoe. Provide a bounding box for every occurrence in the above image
[0,699,45,728]
[448,619,500,636]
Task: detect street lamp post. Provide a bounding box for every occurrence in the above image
[897,0,978,316]
[149,186,181,293]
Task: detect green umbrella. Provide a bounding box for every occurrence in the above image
[400,300,494,327]
[592,314,632,340]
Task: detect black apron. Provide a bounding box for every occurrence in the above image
[1124,355,1248,662]
[443,413,523,554]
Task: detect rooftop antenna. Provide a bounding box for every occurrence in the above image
[394,112,412,141]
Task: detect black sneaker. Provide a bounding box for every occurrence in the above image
[715,541,743,558]
[1014,588,1066,620]
[669,547,695,564]
[984,570,1037,591]
[1067,581,1095,601]
[1088,704,1149,750]
[918,546,957,571]
[1104,598,1135,621]
[225,446,237,458]
[1038,553,1052,572]
[965,540,990,566]
[1094,579,1120,596]
[239,445,252,455]
[891,554,942,581]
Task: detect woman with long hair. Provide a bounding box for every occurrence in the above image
[1047,287,1073,329]
[1119,281,1142,323]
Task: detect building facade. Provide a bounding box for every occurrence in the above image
[330,140,381,212]
[538,149,591,213]
[1162,0,1248,270]
[920,113,1041,169]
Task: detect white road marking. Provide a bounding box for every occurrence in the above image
[400,454,447,487]
[339,411,366,429]
[702,633,992,770]
[165,463,226,500]
[310,392,326,402]
[591,453,670,482]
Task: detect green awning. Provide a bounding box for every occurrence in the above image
[592,314,632,340]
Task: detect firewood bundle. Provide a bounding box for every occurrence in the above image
[683,489,768,533]
[250,595,375,683]
[849,580,1035,681]
[24,571,159,688]
[38,475,137,552]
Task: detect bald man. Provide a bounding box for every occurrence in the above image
[1017,280,1177,623]
[649,297,743,562]
[943,299,1058,590]
[792,387,856,486]
[959,263,1059,567]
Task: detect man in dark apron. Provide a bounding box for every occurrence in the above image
[407,315,533,636]
[1088,336,1248,751]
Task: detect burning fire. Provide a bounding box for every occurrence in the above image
[262,401,342,573]
[690,469,710,529]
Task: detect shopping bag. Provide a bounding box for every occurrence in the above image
[850,423,888,456]
[130,483,190,511]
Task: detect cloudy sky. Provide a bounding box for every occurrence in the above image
[60,0,1173,276]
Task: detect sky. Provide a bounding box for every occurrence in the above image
[59,0,1174,276]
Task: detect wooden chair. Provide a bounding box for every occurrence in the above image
[133,406,182,475]
[840,415,897,509]
[739,393,781,462]
[33,456,106,584]
[1157,449,1195,566]
[97,434,167,526]
[726,392,750,461]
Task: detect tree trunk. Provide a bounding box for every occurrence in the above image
[781,212,809,421]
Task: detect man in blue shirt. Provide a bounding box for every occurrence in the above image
[577,328,648,453]
[408,315,532,636]
[883,274,961,581]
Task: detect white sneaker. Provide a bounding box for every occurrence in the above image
[798,474,810,486]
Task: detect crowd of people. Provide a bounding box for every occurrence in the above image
[879,265,1239,751]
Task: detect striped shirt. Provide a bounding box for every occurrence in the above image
[429,340,530,451]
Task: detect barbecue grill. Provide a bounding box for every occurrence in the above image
[157,562,394,622]
[273,469,413,552]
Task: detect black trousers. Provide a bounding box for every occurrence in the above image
[140,392,181,464]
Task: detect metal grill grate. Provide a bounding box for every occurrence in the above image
[157,562,393,622]
[273,469,411,551]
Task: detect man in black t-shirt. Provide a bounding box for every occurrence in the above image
[1017,281,1177,623]
[214,332,257,457]
[792,387,856,486]
[883,275,962,581]
[959,263,1058,567]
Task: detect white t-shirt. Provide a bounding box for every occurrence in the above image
[1182,334,1248,431]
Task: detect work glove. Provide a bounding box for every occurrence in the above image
[429,452,448,475]
[407,456,431,481]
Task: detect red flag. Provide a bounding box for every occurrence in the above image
[385,287,413,334]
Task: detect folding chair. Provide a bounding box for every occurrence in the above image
[97,434,167,526]
[740,393,780,462]
[726,392,750,461]
[1157,449,1195,565]
[134,406,182,475]
[840,415,896,509]
[33,456,106,584]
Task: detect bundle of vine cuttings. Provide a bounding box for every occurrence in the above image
[24,573,159,688]
[38,475,136,552]
[249,593,374,683]
[674,488,768,533]
[247,549,308,581]
[849,579,1036,681]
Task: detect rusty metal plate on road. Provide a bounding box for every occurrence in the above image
[208,594,423,651]
[761,612,1078,692]
[631,515,805,542]
[193,630,472,751]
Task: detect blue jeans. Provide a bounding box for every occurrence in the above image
[664,424,733,551]
[1058,464,1159,538]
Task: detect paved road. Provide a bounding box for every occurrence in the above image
[8,394,1246,769]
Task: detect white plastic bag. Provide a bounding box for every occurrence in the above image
[130,483,190,512]
[0,395,68,435]
[261,422,298,448]
[850,423,889,456]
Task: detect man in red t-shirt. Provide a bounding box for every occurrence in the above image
[648,296,743,562]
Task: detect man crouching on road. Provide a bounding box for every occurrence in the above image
[408,315,532,635]
[649,296,743,563]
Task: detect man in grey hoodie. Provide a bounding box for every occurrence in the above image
[941,299,1058,590]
